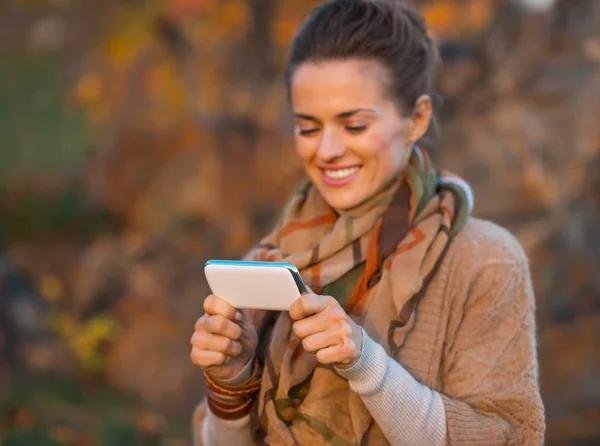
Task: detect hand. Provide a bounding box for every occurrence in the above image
[190,295,258,381]
[289,293,363,366]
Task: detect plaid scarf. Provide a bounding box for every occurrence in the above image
[245,146,473,445]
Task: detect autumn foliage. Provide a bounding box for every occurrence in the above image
[1,0,599,445]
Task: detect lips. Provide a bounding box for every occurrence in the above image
[319,166,362,186]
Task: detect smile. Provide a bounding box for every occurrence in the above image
[322,167,360,179]
[319,166,362,186]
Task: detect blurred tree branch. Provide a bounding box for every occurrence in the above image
[241,0,277,82]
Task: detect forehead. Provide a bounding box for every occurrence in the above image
[290,59,389,113]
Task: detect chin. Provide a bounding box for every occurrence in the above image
[309,172,371,211]
[322,191,368,212]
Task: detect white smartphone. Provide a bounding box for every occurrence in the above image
[204,260,309,311]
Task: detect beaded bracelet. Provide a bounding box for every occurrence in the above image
[204,357,262,420]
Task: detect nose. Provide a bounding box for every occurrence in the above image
[316,128,346,162]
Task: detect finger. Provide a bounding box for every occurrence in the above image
[195,314,209,331]
[203,294,241,321]
[205,314,242,340]
[315,341,358,365]
[289,293,329,321]
[292,312,338,339]
[190,331,243,357]
[190,349,227,368]
[300,330,338,353]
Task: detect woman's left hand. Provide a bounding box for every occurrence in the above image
[289,293,363,367]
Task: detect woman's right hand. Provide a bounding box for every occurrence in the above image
[190,294,258,382]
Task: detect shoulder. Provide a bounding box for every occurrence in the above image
[438,218,534,311]
[446,217,529,271]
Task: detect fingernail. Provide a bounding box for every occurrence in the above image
[235,311,242,321]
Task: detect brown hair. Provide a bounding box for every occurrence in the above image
[285,0,438,115]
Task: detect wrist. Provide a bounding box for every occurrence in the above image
[214,355,255,386]
[335,326,364,369]
[335,329,390,396]
[204,356,262,420]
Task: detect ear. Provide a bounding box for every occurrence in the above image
[407,95,432,145]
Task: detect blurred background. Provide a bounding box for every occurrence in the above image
[0,0,599,444]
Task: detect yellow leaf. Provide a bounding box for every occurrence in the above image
[40,275,64,303]
[273,18,299,47]
[75,74,102,106]
[220,0,250,32]
[71,333,93,358]
[85,316,117,341]
[106,35,136,65]
[421,0,461,37]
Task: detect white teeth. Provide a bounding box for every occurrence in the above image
[323,167,360,179]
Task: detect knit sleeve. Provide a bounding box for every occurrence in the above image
[191,357,257,446]
[441,254,545,445]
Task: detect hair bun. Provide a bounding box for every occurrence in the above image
[287,0,437,112]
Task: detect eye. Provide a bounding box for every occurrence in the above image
[346,125,367,134]
[298,128,319,136]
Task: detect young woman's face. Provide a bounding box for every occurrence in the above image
[290,59,429,212]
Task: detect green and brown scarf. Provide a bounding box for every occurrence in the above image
[242,146,473,445]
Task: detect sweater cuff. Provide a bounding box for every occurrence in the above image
[335,328,389,395]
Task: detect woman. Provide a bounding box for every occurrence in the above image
[190,0,545,444]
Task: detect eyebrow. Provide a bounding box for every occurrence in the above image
[294,108,376,122]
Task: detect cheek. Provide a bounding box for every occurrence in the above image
[367,131,392,156]
[385,121,411,162]
[294,136,316,164]
[363,129,404,168]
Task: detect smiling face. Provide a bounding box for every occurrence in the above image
[290,58,430,212]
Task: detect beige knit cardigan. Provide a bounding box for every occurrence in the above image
[193,218,546,445]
